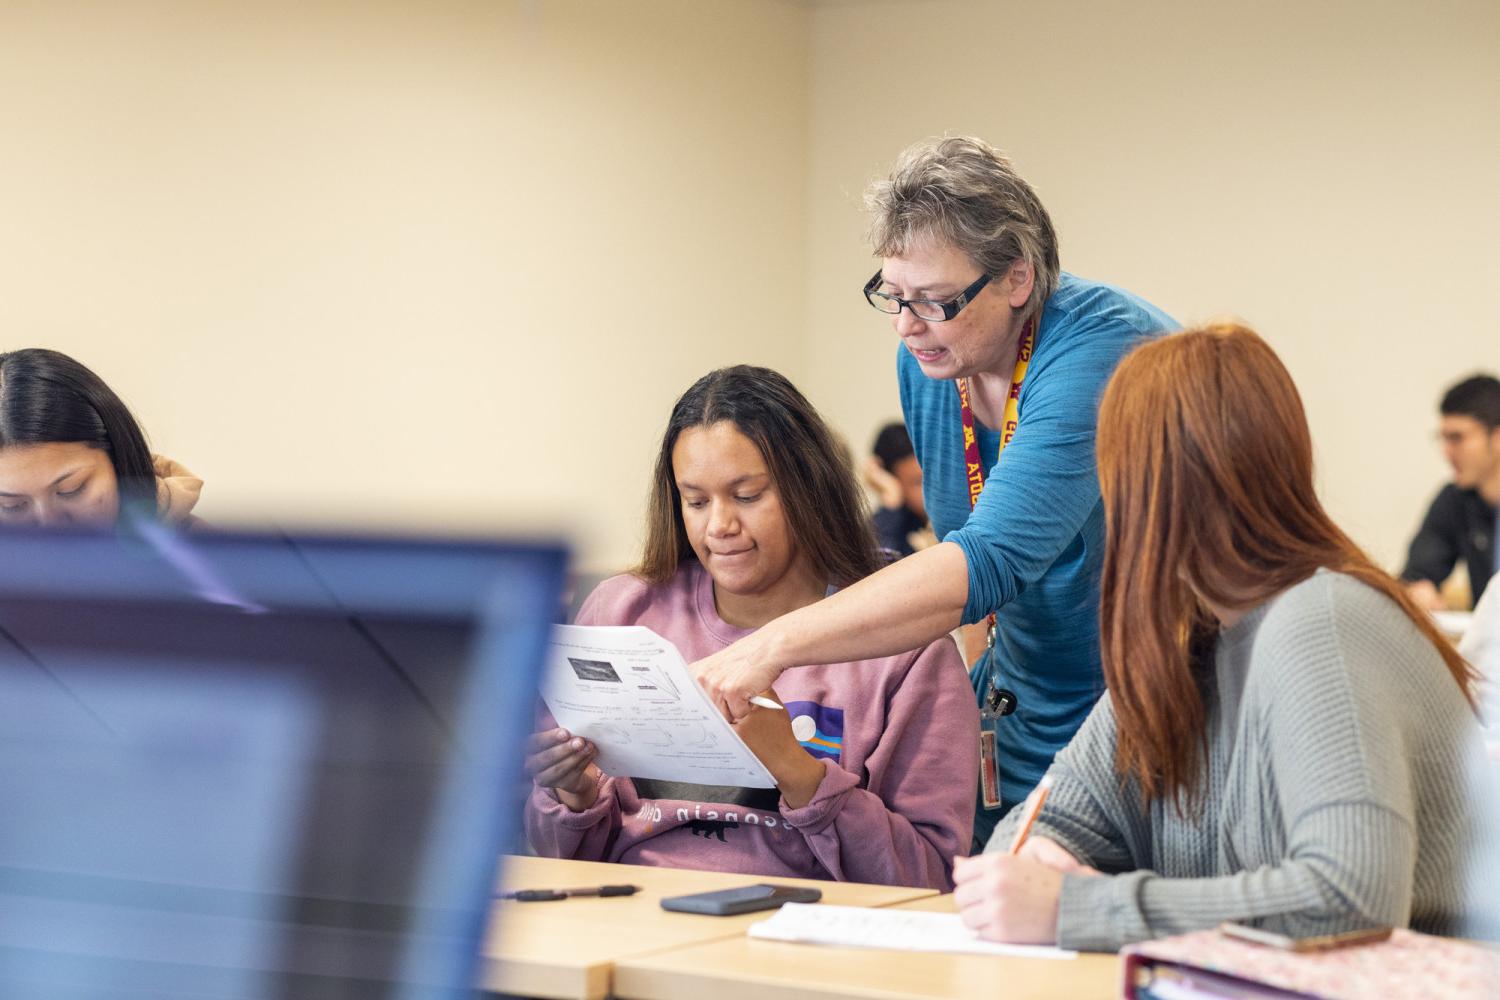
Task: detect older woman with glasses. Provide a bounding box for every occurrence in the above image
[693,136,1174,850]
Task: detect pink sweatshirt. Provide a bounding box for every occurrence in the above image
[524,563,978,889]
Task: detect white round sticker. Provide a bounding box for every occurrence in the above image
[790,714,816,742]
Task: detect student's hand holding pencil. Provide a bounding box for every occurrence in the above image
[1017,836,1100,876]
[952,852,1064,945]
[951,776,1096,944]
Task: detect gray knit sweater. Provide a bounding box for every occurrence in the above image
[987,570,1499,952]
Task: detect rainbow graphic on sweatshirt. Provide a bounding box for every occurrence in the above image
[782,701,844,762]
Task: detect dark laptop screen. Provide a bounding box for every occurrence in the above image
[0,526,565,999]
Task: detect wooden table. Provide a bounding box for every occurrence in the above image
[612,893,1122,1000]
[481,856,942,999]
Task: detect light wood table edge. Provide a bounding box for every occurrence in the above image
[484,857,941,999]
[484,920,794,1000]
[610,894,1123,1000]
[612,941,1122,1000]
[481,954,610,1000]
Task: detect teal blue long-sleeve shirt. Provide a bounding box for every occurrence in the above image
[898,272,1174,844]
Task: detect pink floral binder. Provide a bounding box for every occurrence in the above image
[1121,928,1500,998]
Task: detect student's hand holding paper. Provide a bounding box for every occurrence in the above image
[732,694,826,809]
[951,853,1064,945]
[525,728,602,812]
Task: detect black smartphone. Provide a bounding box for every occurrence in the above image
[659,883,822,916]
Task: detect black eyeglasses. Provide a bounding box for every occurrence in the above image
[863,270,992,322]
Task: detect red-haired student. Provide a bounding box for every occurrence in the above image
[954,324,1495,950]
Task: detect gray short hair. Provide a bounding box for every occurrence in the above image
[865,136,1060,317]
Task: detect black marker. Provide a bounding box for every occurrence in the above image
[500,884,642,902]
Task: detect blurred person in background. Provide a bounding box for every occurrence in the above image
[1402,373,1500,611]
[0,348,203,530]
[864,421,933,558]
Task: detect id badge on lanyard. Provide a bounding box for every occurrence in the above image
[962,317,1034,808]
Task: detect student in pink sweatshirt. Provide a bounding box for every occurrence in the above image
[525,365,977,890]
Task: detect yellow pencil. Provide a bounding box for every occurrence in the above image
[1006,774,1054,855]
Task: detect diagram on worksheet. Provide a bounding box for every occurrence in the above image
[540,625,777,787]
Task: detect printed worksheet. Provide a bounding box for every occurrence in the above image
[540,625,777,787]
[749,904,1078,959]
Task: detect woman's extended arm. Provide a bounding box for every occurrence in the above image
[781,638,979,890]
[692,541,971,719]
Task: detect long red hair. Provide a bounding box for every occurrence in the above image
[1096,323,1478,809]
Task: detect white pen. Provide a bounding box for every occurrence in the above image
[749,695,784,711]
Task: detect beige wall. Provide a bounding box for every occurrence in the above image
[804,0,1500,570]
[2,0,1495,573]
[0,0,809,571]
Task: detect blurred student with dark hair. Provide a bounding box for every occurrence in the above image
[1403,374,1500,611]
[864,421,932,558]
[951,325,1493,951]
[0,348,203,529]
[524,366,976,890]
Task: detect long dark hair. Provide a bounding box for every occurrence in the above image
[1096,324,1478,809]
[0,348,157,518]
[634,365,883,588]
